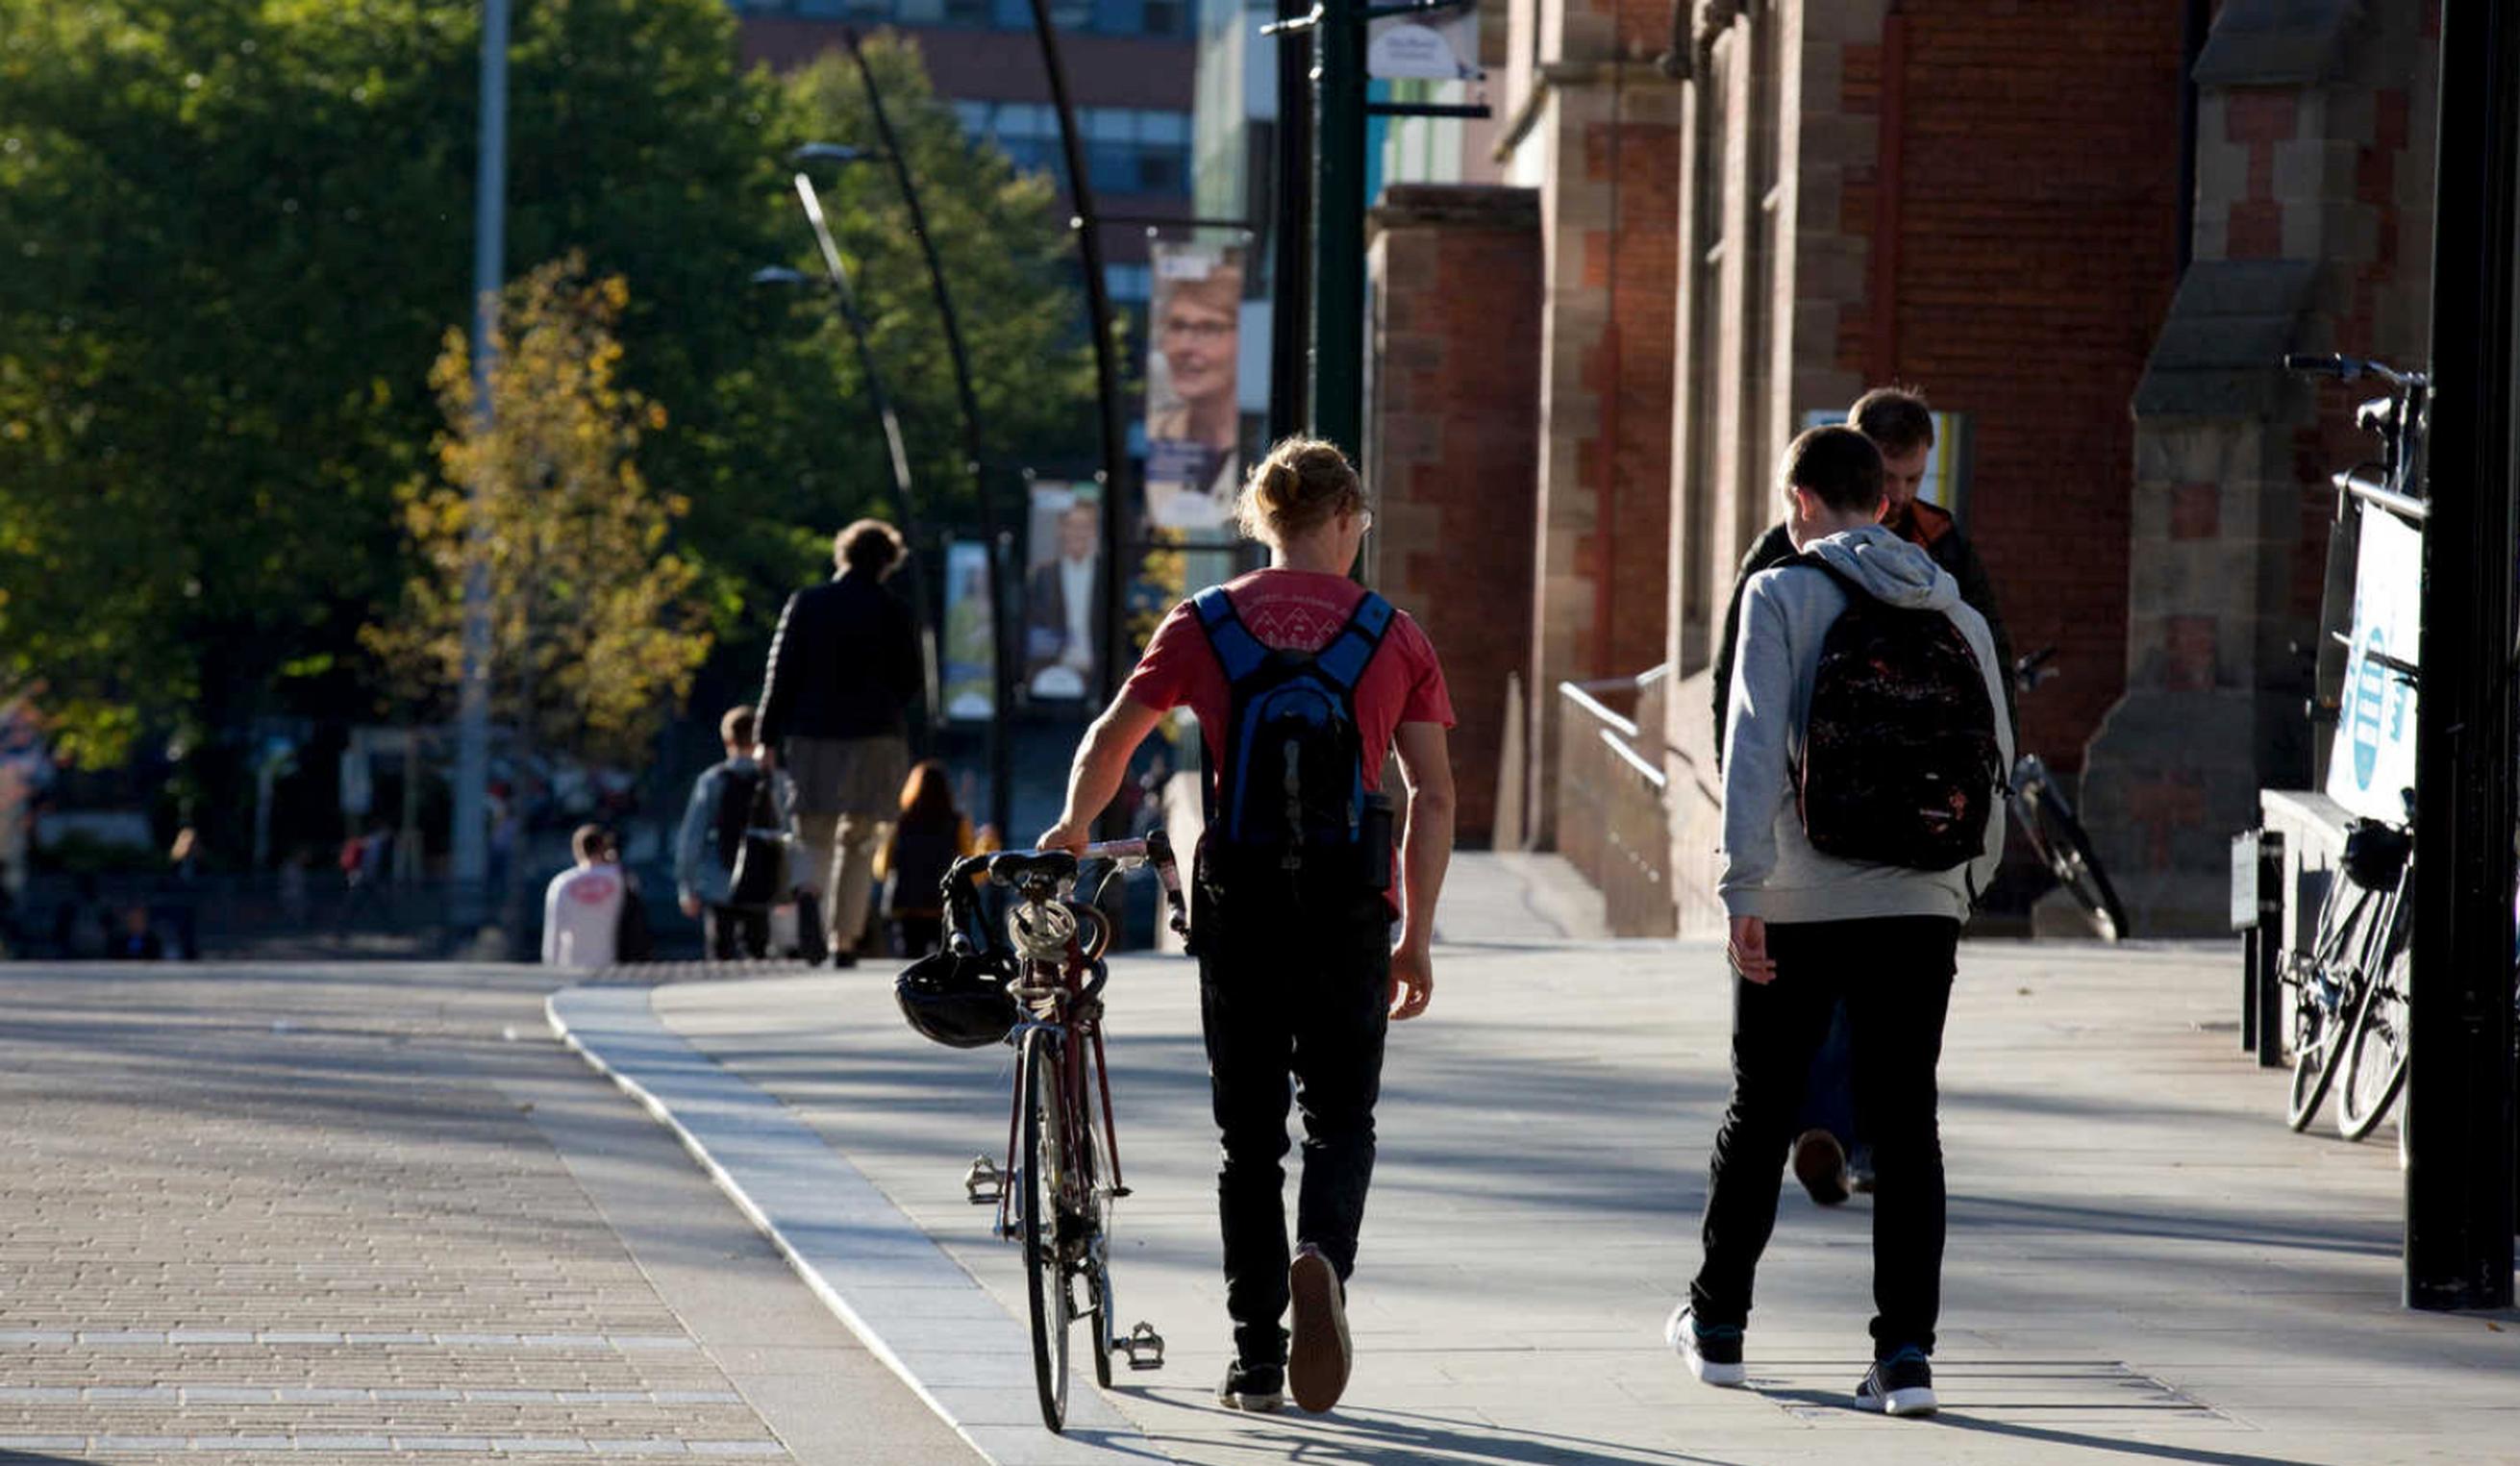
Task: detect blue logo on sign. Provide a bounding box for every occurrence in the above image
[2350,626,2387,788]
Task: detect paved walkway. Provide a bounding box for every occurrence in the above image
[0,960,974,1464]
[561,919,2520,1466]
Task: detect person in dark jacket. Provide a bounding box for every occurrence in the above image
[1711,386,2016,767]
[756,519,924,967]
[1709,385,2015,1210]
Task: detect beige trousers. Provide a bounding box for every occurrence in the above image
[795,810,889,956]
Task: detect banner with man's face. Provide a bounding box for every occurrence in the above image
[1145,243,1244,533]
[1022,482,1104,703]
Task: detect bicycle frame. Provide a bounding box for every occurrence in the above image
[941,833,1190,1423]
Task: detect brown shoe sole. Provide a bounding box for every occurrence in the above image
[1791,1131,1851,1206]
[1287,1251,1351,1413]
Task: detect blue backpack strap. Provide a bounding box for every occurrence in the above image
[1313,592,1395,691]
[1192,586,1269,683]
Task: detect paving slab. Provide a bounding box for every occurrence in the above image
[0,959,973,1465]
[554,882,2520,1463]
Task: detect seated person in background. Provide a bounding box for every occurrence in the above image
[542,823,625,970]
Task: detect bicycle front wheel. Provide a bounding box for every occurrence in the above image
[2015,771,2130,941]
[1073,1032,1120,1389]
[1018,1026,1071,1431]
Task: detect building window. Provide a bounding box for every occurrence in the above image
[964,105,1192,196]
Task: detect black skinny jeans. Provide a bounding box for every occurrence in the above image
[1195,873,1391,1369]
[704,904,768,960]
[1689,914,1957,1355]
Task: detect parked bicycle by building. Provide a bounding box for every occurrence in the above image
[2266,352,2431,1141]
[2008,647,2127,941]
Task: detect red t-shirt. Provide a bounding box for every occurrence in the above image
[1123,569,1457,794]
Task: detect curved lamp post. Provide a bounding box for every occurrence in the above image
[750,252,941,740]
[792,103,1015,839]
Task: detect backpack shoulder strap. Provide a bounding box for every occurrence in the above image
[1312,591,1396,692]
[1192,586,1269,683]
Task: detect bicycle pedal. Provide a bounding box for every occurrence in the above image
[1121,1321,1164,1371]
[962,1155,1004,1205]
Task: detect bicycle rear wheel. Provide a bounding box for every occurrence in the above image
[2337,900,2413,1141]
[1018,1026,1070,1431]
[2015,771,2130,941]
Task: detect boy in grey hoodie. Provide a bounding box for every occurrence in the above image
[1666,426,2011,1418]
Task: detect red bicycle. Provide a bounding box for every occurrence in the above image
[948,831,1189,1431]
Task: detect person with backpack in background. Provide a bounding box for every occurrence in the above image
[674,706,797,961]
[1712,385,2015,1206]
[1035,436,1457,1418]
[879,759,974,958]
[1669,425,2009,1418]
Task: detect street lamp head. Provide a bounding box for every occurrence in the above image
[749,265,816,290]
[790,142,880,171]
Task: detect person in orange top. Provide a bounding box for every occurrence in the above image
[878,760,976,958]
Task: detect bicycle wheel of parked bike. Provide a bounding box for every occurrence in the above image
[2286,884,2383,1131]
[2337,900,2413,1141]
[1018,1026,1071,1431]
[2015,770,2129,942]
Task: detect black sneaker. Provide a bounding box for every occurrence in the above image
[1663,1304,1746,1386]
[1216,1360,1284,1412]
[1287,1245,1353,1412]
[1792,1130,1851,1206]
[1856,1346,1935,1417]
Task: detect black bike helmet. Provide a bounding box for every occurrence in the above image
[2341,819,2411,892]
[894,946,1020,1050]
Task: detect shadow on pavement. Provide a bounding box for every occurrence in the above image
[1757,1390,2313,1466]
[1139,1399,1746,1466]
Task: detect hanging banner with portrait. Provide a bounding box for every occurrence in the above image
[940,539,997,723]
[1022,481,1105,703]
[1144,242,1244,533]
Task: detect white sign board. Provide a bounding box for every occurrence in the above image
[2325,509,2423,822]
[1368,11,1480,80]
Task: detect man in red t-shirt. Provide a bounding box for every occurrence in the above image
[1037,438,1455,1418]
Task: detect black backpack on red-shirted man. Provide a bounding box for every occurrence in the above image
[1788,553,2002,872]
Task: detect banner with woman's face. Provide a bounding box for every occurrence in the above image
[1144,243,1244,533]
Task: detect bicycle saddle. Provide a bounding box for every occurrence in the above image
[990,850,1079,890]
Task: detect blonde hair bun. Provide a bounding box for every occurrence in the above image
[1236,436,1363,545]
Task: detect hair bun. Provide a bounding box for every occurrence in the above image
[1235,436,1364,546]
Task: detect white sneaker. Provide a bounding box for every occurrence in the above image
[1855,1348,1936,1417]
[1664,1304,1746,1386]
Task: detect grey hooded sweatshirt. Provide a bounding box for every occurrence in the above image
[1718,522,2013,925]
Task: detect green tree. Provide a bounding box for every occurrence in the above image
[0,1,1092,840]
[365,256,712,768]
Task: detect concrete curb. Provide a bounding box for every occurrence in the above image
[547,984,1168,1466]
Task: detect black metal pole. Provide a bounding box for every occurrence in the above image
[2407,0,2518,1313]
[1310,0,1368,459]
[1267,0,1313,447]
[836,33,1013,840]
[1021,0,1132,745]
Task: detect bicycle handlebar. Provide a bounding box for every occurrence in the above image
[941,829,1192,957]
[2283,352,2428,389]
